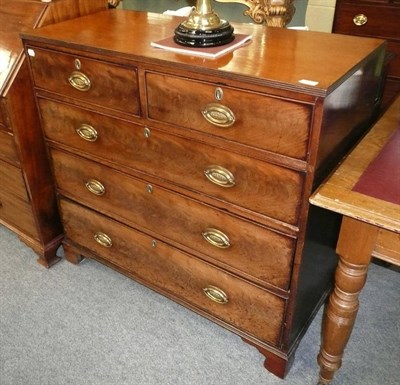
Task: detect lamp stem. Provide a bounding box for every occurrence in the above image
[196,0,213,15]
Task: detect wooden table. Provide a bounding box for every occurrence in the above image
[310,96,400,384]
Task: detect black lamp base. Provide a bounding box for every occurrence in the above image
[174,22,234,47]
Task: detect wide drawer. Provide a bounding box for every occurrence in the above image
[39,98,304,225]
[0,190,38,239]
[60,197,286,346]
[145,72,312,160]
[334,4,400,40]
[27,47,140,116]
[0,130,19,166]
[0,159,29,201]
[51,149,295,290]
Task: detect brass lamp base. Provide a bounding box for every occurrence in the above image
[174,22,234,47]
[174,1,234,47]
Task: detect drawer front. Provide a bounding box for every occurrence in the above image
[0,130,19,166]
[60,197,286,346]
[334,4,400,40]
[0,190,38,239]
[373,229,400,265]
[51,149,295,290]
[27,48,140,115]
[0,159,29,201]
[146,72,312,160]
[39,99,304,225]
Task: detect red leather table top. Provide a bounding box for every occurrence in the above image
[352,127,400,205]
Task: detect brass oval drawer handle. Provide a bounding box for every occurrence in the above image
[76,124,98,142]
[204,165,235,188]
[202,103,235,127]
[353,14,368,26]
[94,232,112,248]
[85,179,105,196]
[203,285,229,304]
[202,228,231,249]
[68,70,91,91]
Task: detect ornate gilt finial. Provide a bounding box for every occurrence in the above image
[216,0,295,27]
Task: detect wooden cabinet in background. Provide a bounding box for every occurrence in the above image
[22,10,385,377]
[0,0,108,267]
[333,0,400,110]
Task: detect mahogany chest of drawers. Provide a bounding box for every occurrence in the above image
[21,10,385,377]
[332,0,400,110]
[0,0,108,267]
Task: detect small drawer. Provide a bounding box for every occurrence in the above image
[0,159,29,201]
[334,4,400,40]
[0,130,19,166]
[0,190,38,240]
[51,149,296,290]
[60,197,286,347]
[27,47,140,116]
[39,99,304,225]
[146,72,312,160]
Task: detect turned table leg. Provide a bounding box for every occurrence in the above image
[317,217,379,384]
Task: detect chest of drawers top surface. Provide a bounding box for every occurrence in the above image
[21,9,385,97]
